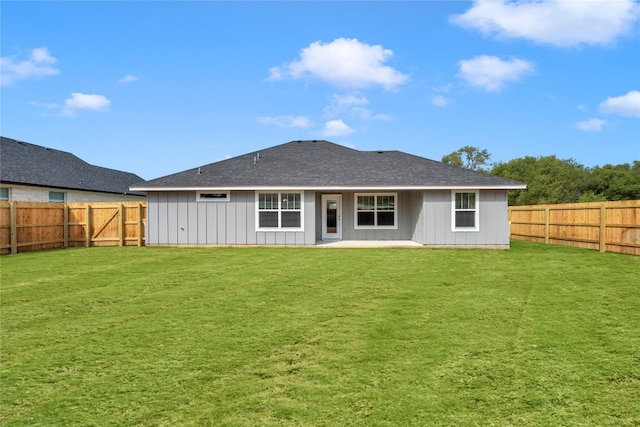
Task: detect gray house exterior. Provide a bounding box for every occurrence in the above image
[130,140,526,248]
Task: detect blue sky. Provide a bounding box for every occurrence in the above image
[2,1,639,180]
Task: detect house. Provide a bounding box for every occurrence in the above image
[0,136,145,202]
[130,140,526,248]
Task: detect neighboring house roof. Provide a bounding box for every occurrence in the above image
[1,136,145,195]
[131,140,526,191]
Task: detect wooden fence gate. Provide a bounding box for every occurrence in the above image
[0,201,146,254]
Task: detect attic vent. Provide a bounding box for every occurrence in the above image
[377,151,384,154]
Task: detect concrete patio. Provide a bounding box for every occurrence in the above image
[314,240,424,248]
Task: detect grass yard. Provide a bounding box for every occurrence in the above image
[1,241,639,426]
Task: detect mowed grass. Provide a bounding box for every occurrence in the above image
[1,241,638,426]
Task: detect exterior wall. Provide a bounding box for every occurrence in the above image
[418,190,510,246]
[315,191,422,241]
[146,190,316,246]
[0,184,145,203]
[145,189,510,247]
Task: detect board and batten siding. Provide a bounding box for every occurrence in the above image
[418,190,510,246]
[314,191,421,241]
[146,191,316,246]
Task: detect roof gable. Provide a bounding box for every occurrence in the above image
[132,140,526,190]
[1,137,144,195]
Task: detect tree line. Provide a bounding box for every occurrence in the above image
[442,146,640,206]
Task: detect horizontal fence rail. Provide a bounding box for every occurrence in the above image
[509,200,640,255]
[0,201,146,254]
[3,200,638,255]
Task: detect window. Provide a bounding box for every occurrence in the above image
[0,188,8,201]
[256,192,303,230]
[354,193,397,229]
[196,191,229,202]
[49,191,65,203]
[452,190,479,231]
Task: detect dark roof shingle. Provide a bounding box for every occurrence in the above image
[132,140,525,190]
[1,136,145,195]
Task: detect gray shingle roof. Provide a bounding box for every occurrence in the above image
[1,136,145,195]
[131,140,526,190]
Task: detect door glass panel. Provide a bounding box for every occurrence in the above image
[326,200,337,232]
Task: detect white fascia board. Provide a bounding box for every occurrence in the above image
[130,184,526,192]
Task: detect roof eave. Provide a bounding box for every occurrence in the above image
[129,184,527,192]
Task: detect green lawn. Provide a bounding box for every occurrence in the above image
[1,241,638,426]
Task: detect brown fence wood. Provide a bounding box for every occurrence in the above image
[509,200,640,255]
[0,201,146,254]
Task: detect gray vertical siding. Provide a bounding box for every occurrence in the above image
[314,191,420,241]
[146,189,510,246]
[147,190,315,246]
[420,190,509,246]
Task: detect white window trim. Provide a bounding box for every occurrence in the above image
[255,191,305,232]
[451,190,479,232]
[196,190,230,202]
[354,192,398,230]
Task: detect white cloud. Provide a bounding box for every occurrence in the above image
[351,108,392,121]
[432,84,453,93]
[321,119,355,137]
[0,47,59,86]
[457,55,534,92]
[323,94,368,116]
[268,38,409,90]
[323,93,390,121]
[432,95,453,107]
[61,93,111,117]
[331,94,369,108]
[576,118,606,132]
[451,0,640,47]
[30,101,59,110]
[119,74,139,83]
[599,90,640,118]
[257,115,314,128]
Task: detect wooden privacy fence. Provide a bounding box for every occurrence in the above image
[509,200,640,255]
[0,201,146,255]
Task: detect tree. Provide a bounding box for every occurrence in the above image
[585,162,640,201]
[442,146,491,171]
[491,155,589,205]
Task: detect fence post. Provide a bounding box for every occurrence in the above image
[599,204,607,253]
[137,203,143,247]
[544,207,550,244]
[63,204,69,248]
[119,204,125,246]
[10,202,17,254]
[85,204,91,248]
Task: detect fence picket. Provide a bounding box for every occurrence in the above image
[509,200,640,255]
[0,201,146,254]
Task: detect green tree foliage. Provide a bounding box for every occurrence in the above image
[445,146,640,205]
[442,146,492,171]
[585,162,640,201]
[490,155,590,205]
